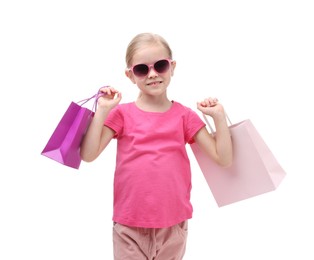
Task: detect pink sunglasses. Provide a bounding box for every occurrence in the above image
[129,59,172,77]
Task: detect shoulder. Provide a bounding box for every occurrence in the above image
[116,102,134,110]
[172,101,198,116]
[110,102,135,114]
[171,101,204,126]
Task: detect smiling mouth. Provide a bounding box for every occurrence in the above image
[147,81,162,86]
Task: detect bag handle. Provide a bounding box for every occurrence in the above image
[202,112,232,134]
[77,86,109,111]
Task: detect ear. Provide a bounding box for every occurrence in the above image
[170,60,176,76]
[125,69,136,84]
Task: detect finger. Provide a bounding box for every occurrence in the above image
[203,98,211,107]
[200,100,207,107]
[198,100,209,108]
[197,102,207,111]
[99,87,119,97]
[207,97,219,106]
[99,86,110,92]
[116,92,122,101]
[107,87,120,95]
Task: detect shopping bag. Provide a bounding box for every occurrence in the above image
[190,114,286,207]
[41,92,99,169]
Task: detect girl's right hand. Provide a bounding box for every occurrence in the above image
[97,86,122,110]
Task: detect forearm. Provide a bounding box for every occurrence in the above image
[80,108,111,162]
[213,116,233,167]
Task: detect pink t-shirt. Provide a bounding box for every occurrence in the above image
[104,101,205,228]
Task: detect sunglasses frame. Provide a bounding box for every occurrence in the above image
[128,58,173,77]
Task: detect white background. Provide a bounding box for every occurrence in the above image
[1,0,313,259]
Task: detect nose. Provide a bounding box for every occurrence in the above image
[147,65,158,78]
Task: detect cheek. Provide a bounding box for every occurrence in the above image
[127,73,137,84]
[134,77,147,87]
[130,77,137,84]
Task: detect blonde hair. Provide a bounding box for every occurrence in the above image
[125,33,173,68]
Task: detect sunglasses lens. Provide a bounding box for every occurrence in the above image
[154,59,170,73]
[133,64,149,77]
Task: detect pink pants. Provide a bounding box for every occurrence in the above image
[113,221,188,260]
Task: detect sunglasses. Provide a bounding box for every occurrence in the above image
[129,59,172,77]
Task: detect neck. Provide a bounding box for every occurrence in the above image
[135,93,172,112]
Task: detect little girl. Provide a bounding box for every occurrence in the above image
[80,33,232,260]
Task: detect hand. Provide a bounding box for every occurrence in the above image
[197,97,225,119]
[97,86,122,110]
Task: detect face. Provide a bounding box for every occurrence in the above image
[125,44,176,97]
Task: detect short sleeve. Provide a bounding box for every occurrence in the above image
[184,108,206,144]
[104,105,124,138]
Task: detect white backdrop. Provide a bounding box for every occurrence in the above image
[1,0,313,259]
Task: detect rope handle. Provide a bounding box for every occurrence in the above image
[76,86,109,111]
[202,112,232,134]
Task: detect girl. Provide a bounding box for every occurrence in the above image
[80,33,232,260]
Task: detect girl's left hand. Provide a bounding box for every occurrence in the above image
[197,97,225,118]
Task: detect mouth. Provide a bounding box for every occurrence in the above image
[147,81,162,86]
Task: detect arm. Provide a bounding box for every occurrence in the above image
[194,97,233,167]
[80,87,122,162]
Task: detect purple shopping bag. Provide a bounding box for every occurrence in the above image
[190,114,286,207]
[41,93,98,169]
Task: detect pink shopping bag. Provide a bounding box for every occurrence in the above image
[41,92,99,169]
[190,114,286,207]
